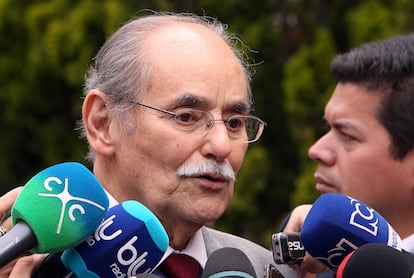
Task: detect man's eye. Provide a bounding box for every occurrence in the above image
[339,131,355,141]
[176,112,194,123]
[226,118,244,130]
[175,110,204,125]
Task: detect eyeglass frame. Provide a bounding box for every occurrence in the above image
[129,100,266,143]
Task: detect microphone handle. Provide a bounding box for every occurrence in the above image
[0,221,37,267]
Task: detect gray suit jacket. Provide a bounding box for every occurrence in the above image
[202,227,299,278]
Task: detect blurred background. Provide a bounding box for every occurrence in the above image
[1,0,414,248]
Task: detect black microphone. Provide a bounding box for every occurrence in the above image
[202,247,256,278]
[336,243,414,278]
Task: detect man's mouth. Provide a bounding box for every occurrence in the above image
[314,174,337,193]
[184,173,229,191]
[200,173,227,182]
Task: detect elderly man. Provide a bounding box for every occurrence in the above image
[0,12,297,278]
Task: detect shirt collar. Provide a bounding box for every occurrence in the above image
[401,233,414,253]
[155,228,208,269]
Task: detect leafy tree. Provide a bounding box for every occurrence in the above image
[285,0,414,209]
[283,27,336,206]
[2,0,414,247]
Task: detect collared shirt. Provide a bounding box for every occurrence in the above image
[107,193,118,208]
[402,233,414,253]
[152,228,208,277]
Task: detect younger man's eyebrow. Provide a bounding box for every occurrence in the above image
[331,120,362,134]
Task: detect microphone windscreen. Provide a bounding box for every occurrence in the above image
[61,200,169,277]
[300,193,401,270]
[11,162,109,253]
[202,247,255,278]
[336,243,414,278]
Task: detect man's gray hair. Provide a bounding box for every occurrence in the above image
[79,12,254,162]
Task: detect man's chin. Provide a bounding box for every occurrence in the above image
[193,207,226,224]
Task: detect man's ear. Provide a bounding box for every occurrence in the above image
[82,90,116,156]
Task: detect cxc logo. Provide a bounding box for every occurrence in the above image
[38,176,106,234]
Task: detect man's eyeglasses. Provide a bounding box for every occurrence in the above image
[130,100,266,143]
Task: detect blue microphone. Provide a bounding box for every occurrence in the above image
[61,200,169,277]
[300,193,401,270]
[0,162,108,267]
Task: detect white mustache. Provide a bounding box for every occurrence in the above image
[177,160,236,181]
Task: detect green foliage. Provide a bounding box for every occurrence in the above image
[284,0,414,209]
[2,0,414,247]
[345,1,411,46]
[283,27,336,206]
[214,145,273,245]
[290,163,319,206]
[230,146,270,216]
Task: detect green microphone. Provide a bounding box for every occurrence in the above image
[0,162,109,267]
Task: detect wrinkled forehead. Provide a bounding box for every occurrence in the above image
[145,21,224,46]
[140,22,250,111]
[143,22,241,67]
